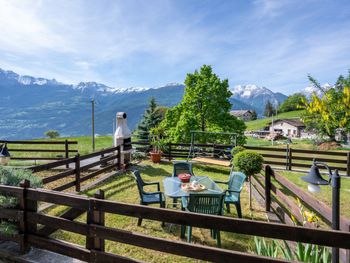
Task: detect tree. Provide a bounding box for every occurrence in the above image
[136,97,165,141]
[264,100,275,117]
[159,65,246,144]
[278,93,306,113]
[251,110,257,120]
[44,130,59,139]
[302,71,350,141]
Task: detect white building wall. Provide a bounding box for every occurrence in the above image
[270,122,300,137]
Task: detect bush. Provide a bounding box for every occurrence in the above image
[0,167,42,235]
[233,150,264,176]
[231,146,246,159]
[44,130,60,138]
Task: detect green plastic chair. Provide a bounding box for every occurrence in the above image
[215,171,246,218]
[133,170,165,226]
[181,193,224,247]
[172,161,194,177]
[172,161,194,207]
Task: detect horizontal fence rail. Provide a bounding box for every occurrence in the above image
[253,165,350,262]
[27,145,121,192]
[0,140,78,161]
[133,141,350,176]
[2,181,350,262]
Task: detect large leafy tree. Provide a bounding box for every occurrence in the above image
[136,97,165,141]
[278,93,306,113]
[302,71,350,140]
[159,65,246,144]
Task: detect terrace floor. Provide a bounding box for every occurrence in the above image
[47,160,269,262]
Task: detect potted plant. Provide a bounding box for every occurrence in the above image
[149,136,166,163]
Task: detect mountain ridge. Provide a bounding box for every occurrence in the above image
[0,68,287,139]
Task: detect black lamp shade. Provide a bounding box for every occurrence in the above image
[301,163,329,185]
[0,144,11,158]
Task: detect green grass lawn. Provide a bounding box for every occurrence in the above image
[245,110,304,131]
[48,160,268,262]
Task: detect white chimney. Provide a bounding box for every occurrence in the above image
[113,112,132,168]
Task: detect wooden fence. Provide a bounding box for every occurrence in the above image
[133,141,350,176]
[2,181,350,262]
[0,140,78,161]
[251,165,350,262]
[28,145,121,192]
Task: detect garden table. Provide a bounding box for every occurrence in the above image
[163,176,223,198]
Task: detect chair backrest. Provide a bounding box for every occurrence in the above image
[172,162,194,177]
[228,172,246,193]
[187,193,224,215]
[133,170,145,200]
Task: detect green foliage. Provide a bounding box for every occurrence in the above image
[0,167,42,236]
[0,221,18,235]
[302,71,350,140]
[264,100,275,117]
[44,130,60,138]
[0,167,42,188]
[251,110,257,120]
[233,150,263,176]
[278,93,306,113]
[254,236,279,258]
[136,97,165,141]
[159,65,246,144]
[230,146,245,159]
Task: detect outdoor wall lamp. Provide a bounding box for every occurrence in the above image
[301,159,341,263]
[0,144,11,165]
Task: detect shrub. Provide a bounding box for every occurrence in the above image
[0,167,42,236]
[230,146,245,159]
[233,150,264,176]
[44,130,60,138]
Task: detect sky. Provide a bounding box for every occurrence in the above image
[0,0,350,95]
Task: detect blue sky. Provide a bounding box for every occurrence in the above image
[0,0,349,94]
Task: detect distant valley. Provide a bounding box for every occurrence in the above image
[0,68,289,139]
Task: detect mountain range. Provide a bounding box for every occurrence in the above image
[0,68,289,139]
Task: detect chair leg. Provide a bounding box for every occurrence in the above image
[235,202,242,218]
[173,197,178,208]
[181,225,185,239]
[216,230,221,248]
[226,203,230,213]
[161,201,165,226]
[137,217,143,226]
[187,226,192,243]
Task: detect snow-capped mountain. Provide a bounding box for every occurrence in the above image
[302,83,332,98]
[0,68,60,86]
[0,68,288,139]
[230,84,287,113]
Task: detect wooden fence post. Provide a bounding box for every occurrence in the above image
[86,190,105,252]
[288,148,292,171]
[19,179,37,253]
[265,166,271,212]
[168,143,172,161]
[347,152,350,177]
[75,154,81,192]
[117,145,121,170]
[65,139,69,168]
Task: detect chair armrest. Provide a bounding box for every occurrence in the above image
[226,189,241,194]
[144,181,160,191]
[214,180,229,185]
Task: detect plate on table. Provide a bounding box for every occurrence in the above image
[181,183,206,192]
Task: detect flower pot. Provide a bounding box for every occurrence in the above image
[150,152,162,163]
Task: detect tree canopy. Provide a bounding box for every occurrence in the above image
[278,93,306,113]
[136,97,165,141]
[159,65,246,144]
[302,71,350,140]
